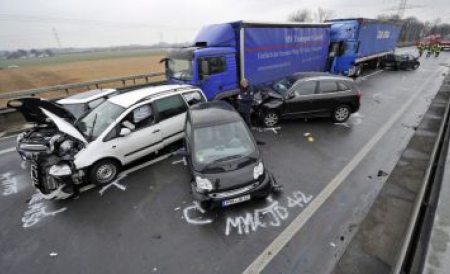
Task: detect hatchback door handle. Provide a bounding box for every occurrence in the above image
[153,129,160,133]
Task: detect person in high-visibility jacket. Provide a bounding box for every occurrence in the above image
[417,42,425,57]
[434,43,441,57]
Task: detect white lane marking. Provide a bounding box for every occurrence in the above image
[0,134,18,141]
[122,153,173,176]
[356,69,383,82]
[242,69,441,274]
[0,147,15,156]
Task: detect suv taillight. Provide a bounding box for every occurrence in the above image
[357,90,362,101]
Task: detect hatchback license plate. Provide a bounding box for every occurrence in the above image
[222,195,251,207]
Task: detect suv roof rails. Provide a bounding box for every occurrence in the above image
[132,86,194,106]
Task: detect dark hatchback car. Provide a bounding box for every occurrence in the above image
[381,53,420,71]
[182,101,274,209]
[253,73,361,127]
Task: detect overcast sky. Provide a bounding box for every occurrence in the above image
[0,0,449,50]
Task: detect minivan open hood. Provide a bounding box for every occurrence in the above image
[7,97,75,124]
[41,108,88,144]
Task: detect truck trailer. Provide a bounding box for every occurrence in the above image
[327,18,401,77]
[164,21,331,100]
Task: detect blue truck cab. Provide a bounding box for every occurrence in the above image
[327,18,401,77]
[164,21,331,100]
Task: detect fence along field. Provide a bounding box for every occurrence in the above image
[0,50,166,100]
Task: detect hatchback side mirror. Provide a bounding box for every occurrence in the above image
[119,127,131,137]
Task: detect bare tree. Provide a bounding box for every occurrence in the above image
[316,8,335,23]
[289,9,312,23]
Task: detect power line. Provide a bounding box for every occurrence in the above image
[0,13,197,31]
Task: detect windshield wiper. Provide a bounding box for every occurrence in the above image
[213,154,244,163]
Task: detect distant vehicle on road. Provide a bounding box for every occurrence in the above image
[381,53,420,71]
[181,101,274,209]
[57,88,119,118]
[327,18,402,77]
[8,85,207,199]
[253,72,361,127]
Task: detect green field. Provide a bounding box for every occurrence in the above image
[0,49,167,68]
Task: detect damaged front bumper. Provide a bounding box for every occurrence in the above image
[191,170,275,209]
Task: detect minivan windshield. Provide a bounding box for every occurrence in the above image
[167,58,193,81]
[76,101,125,141]
[193,121,256,169]
[272,77,295,96]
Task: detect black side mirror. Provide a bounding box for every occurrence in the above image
[286,93,295,100]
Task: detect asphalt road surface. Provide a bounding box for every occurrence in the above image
[1,50,449,274]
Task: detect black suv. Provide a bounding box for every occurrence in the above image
[381,53,420,70]
[253,72,361,127]
[181,101,274,209]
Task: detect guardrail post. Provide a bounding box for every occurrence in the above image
[145,76,149,83]
[65,89,69,95]
[122,80,126,86]
[96,84,99,89]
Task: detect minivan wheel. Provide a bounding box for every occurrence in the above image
[89,159,120,186]
[332,105,351,123]
[262,110,279,127]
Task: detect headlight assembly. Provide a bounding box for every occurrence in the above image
[49,164,72,177]
[253,162,264,179]
[195,176,213,193]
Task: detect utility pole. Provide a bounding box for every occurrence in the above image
[397,0,407,18]
[52,27,62,48]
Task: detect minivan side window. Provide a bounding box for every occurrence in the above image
[182,91,205,106]
[319,81,339,94]
[292,81,317,97]
[154,95,188,121]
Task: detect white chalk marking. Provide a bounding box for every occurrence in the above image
[99,175,127,196]
[22,192,67,228]
[172,157,187,166]
[242,68,441,274]
[0,147,15,156]
[183,204,213,225]
[1,173,18,195]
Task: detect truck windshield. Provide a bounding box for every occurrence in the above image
[167,58,193,81]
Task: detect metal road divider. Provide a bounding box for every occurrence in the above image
[0,72,165,116]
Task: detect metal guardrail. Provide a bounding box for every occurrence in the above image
[0,72,165,100]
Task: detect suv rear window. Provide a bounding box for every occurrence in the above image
[154,95,188,121]
[338,81,353,91]
[319,81,339,94]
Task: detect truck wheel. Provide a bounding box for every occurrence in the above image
[332,105,351,123]
[262,110,279,127]
[354,66,363,77]
[88,159,120,186]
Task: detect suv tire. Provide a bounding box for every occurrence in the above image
[332,105,351,123]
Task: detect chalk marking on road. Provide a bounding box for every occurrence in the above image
[242,69,441,274]
[183,204,213,225]
[1,173,18,195]
[99,175,127,196]
[0,147,15,156]
[21,192,67,228]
